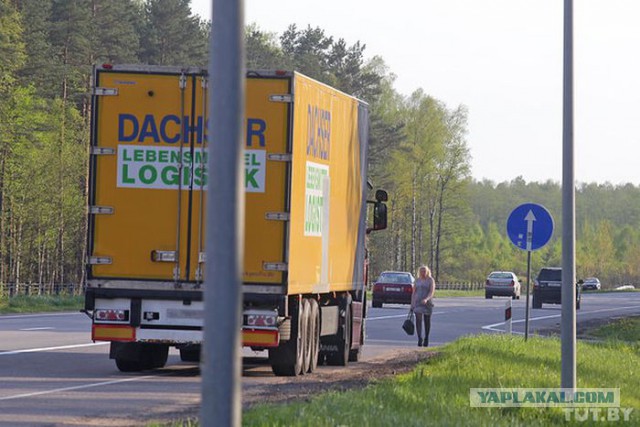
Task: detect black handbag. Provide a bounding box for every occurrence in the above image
[402,310,415,335]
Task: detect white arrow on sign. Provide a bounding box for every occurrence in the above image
[525,210,537,251]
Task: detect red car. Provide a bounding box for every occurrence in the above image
[372,271,415,308]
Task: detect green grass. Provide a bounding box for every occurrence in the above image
[589,316,640,342]
[243,335,640,426]
[587,288,640,294]
[435,289,484,297]
[367,289,484,301]
[0,294,83,314]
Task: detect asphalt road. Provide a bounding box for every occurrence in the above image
[1,292,638,426]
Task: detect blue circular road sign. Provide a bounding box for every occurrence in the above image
[506,203,554,251]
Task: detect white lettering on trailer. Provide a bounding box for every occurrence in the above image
[304,161,329,237]
[116,145,266,192]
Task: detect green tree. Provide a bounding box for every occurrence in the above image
[91,0,141,64]
[15,0,57,97]
[139,0,208,66]
[245,24,286,70]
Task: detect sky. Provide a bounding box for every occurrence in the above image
[191,0,640,186]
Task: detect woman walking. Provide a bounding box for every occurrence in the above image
[411,265,435,347]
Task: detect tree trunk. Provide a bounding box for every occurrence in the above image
[411,169,417,273]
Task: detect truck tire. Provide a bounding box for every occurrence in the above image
[269,300,304,376]
[300,299,312,375]
[307,299,320,373]
[114,343,169,372]
[532,295,542,309]
[179,345,201,362]
[372,300,382,308]
[327,296,351,366]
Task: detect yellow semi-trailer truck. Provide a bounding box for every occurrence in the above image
[85,64,388,375]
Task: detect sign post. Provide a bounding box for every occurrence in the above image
[505,299,512,334]
[201,0,245,426]
[562,0,576,391]
[507,203,554,340]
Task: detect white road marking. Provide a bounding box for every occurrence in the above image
[0,342,108,356]
[20,327,55,331]
[481,304,640,333]
[0,312,82,320]
[0,375,157,401]
[367,311,446,321]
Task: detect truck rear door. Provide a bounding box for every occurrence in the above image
[89,66,207,283]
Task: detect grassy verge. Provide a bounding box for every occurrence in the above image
[435,289,484,298]
[586,289,639,294]
[0,294,83,314]
[588,316,640,342]
[366,289,484,301]
[243,335,640,426]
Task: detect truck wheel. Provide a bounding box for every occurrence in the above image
[149,344,169,368]
[114,343,168,372]
[327,297,351,366]
[307,299,320,373]
[485,293,492,299]
[301,299,312,375]
[179,345,201,362]
[115,358,145,372]
[269,300,304,376]
[532,296,542,309]
[372,300,382,308]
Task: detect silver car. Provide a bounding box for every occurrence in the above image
[485,271,521,299]
[582,277,601,291]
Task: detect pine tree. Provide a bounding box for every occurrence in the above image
[91,0,141,64]
[15,0,57,97]
[139,0,208,66]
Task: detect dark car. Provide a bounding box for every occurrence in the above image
[372,271,415,308]
[532,267,581,309]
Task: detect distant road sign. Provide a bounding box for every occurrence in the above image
[507,203,554,251]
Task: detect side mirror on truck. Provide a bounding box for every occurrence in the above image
[373,202,387,231]
[367,189,388,234]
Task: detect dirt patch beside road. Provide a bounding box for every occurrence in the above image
[242,348,436,409]
[136,348,437,426]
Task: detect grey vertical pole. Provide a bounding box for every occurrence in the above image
[201,0,245,425]
[561,0,576,390]
[524,250,531,341]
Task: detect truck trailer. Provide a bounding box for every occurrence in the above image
[85,64,388,375]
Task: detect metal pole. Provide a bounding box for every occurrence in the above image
[201,0,245,425]
[524,250,531,341]
[561,0,576,390]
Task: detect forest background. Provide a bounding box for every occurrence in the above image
[1,0,638,291]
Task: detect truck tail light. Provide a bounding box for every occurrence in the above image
[246,313,277,327]
[94,309,129,323]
